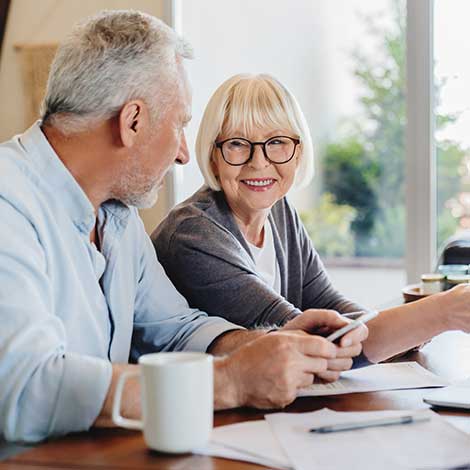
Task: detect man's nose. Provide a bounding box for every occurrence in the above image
[175,131,190,165]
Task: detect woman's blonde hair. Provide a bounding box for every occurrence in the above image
[196,73,314,190]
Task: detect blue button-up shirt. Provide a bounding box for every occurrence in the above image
[0,123,241,442]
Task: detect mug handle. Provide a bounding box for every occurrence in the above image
[112,370,143,430]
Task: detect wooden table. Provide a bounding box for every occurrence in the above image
[2,331,470,469]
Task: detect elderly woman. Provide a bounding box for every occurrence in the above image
[152,73,470,364]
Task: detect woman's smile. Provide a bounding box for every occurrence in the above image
[240,177,277,192]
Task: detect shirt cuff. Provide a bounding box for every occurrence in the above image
[183,318,245,353]
[49,352,112,436]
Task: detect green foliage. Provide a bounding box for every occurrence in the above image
[323,137,380,238]
[438,208,459,250]
[358,205,405,257]
[437,139,466,247]
[300,193,356,257]
[321,0,463,258]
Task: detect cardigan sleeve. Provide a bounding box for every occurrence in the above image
[153,205,372,368]
[152,216,300,328]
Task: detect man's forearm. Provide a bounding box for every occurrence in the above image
[94,363,140,427]
[208,328,266,355]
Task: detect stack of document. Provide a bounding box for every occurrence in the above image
[194,362,469,469]
[197,409,470,470]
[196,420,292,469]
[267,408,470,470]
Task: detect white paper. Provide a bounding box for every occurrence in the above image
[266,408,470,470]
[196,441,287,469]
[194,420,292,470]
[298,361,449,397]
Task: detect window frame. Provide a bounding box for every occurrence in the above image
[405,0,436,283]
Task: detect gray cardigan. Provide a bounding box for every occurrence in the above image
[152,186,364,327]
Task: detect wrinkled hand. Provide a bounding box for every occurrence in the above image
[224,330,336,409]
[282,309,349,335]
[283,309,369,382]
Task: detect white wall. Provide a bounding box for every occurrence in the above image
[0,0,165,141]
[177,0,390,210]
[0,0,168,233]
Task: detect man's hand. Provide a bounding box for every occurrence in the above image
[282,309,369,382]
[214,330,336,410]
[282,309,349,334]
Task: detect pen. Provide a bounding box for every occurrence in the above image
[309,415,431,433]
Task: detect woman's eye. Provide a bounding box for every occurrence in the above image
[228,140,248,148]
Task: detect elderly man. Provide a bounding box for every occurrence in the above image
[0,10,366,443]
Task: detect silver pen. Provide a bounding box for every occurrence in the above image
[309,415,431,434]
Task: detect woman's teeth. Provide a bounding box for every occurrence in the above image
[243,179,274,187]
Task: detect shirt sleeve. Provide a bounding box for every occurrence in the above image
[130,215,243,362]
[0,199,112,443]
[152,216,300,328]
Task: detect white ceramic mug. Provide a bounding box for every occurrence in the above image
[112,352,213,453]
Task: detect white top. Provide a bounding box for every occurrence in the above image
[248,222,281,294]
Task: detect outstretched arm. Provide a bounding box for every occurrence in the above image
[363,285,470,362]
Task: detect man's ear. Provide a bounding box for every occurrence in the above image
[119,100,148,148]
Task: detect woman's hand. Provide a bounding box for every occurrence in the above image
[437,283,470,332]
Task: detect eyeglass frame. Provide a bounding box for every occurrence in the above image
[214,135,301,166]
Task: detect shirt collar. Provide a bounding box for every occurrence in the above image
[18,121,130,233]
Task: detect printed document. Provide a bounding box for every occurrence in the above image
[298,361,449,397]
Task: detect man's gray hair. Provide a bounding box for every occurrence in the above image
[41,10,193,134]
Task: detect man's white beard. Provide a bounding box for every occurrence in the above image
[124,182,160,209]
[113,160,163,209]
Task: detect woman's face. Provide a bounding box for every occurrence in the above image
[211,127,300,220]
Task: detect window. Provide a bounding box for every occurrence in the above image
[435,0,470,251]
[176,0,410,308]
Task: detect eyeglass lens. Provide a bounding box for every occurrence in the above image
[221,137,297,165]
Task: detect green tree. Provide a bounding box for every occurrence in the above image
[323,137,380,250]
[321,0,462,257]
[301,193,356,257]
[437,140,466,246]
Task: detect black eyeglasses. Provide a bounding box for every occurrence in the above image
[214,136,300,166]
